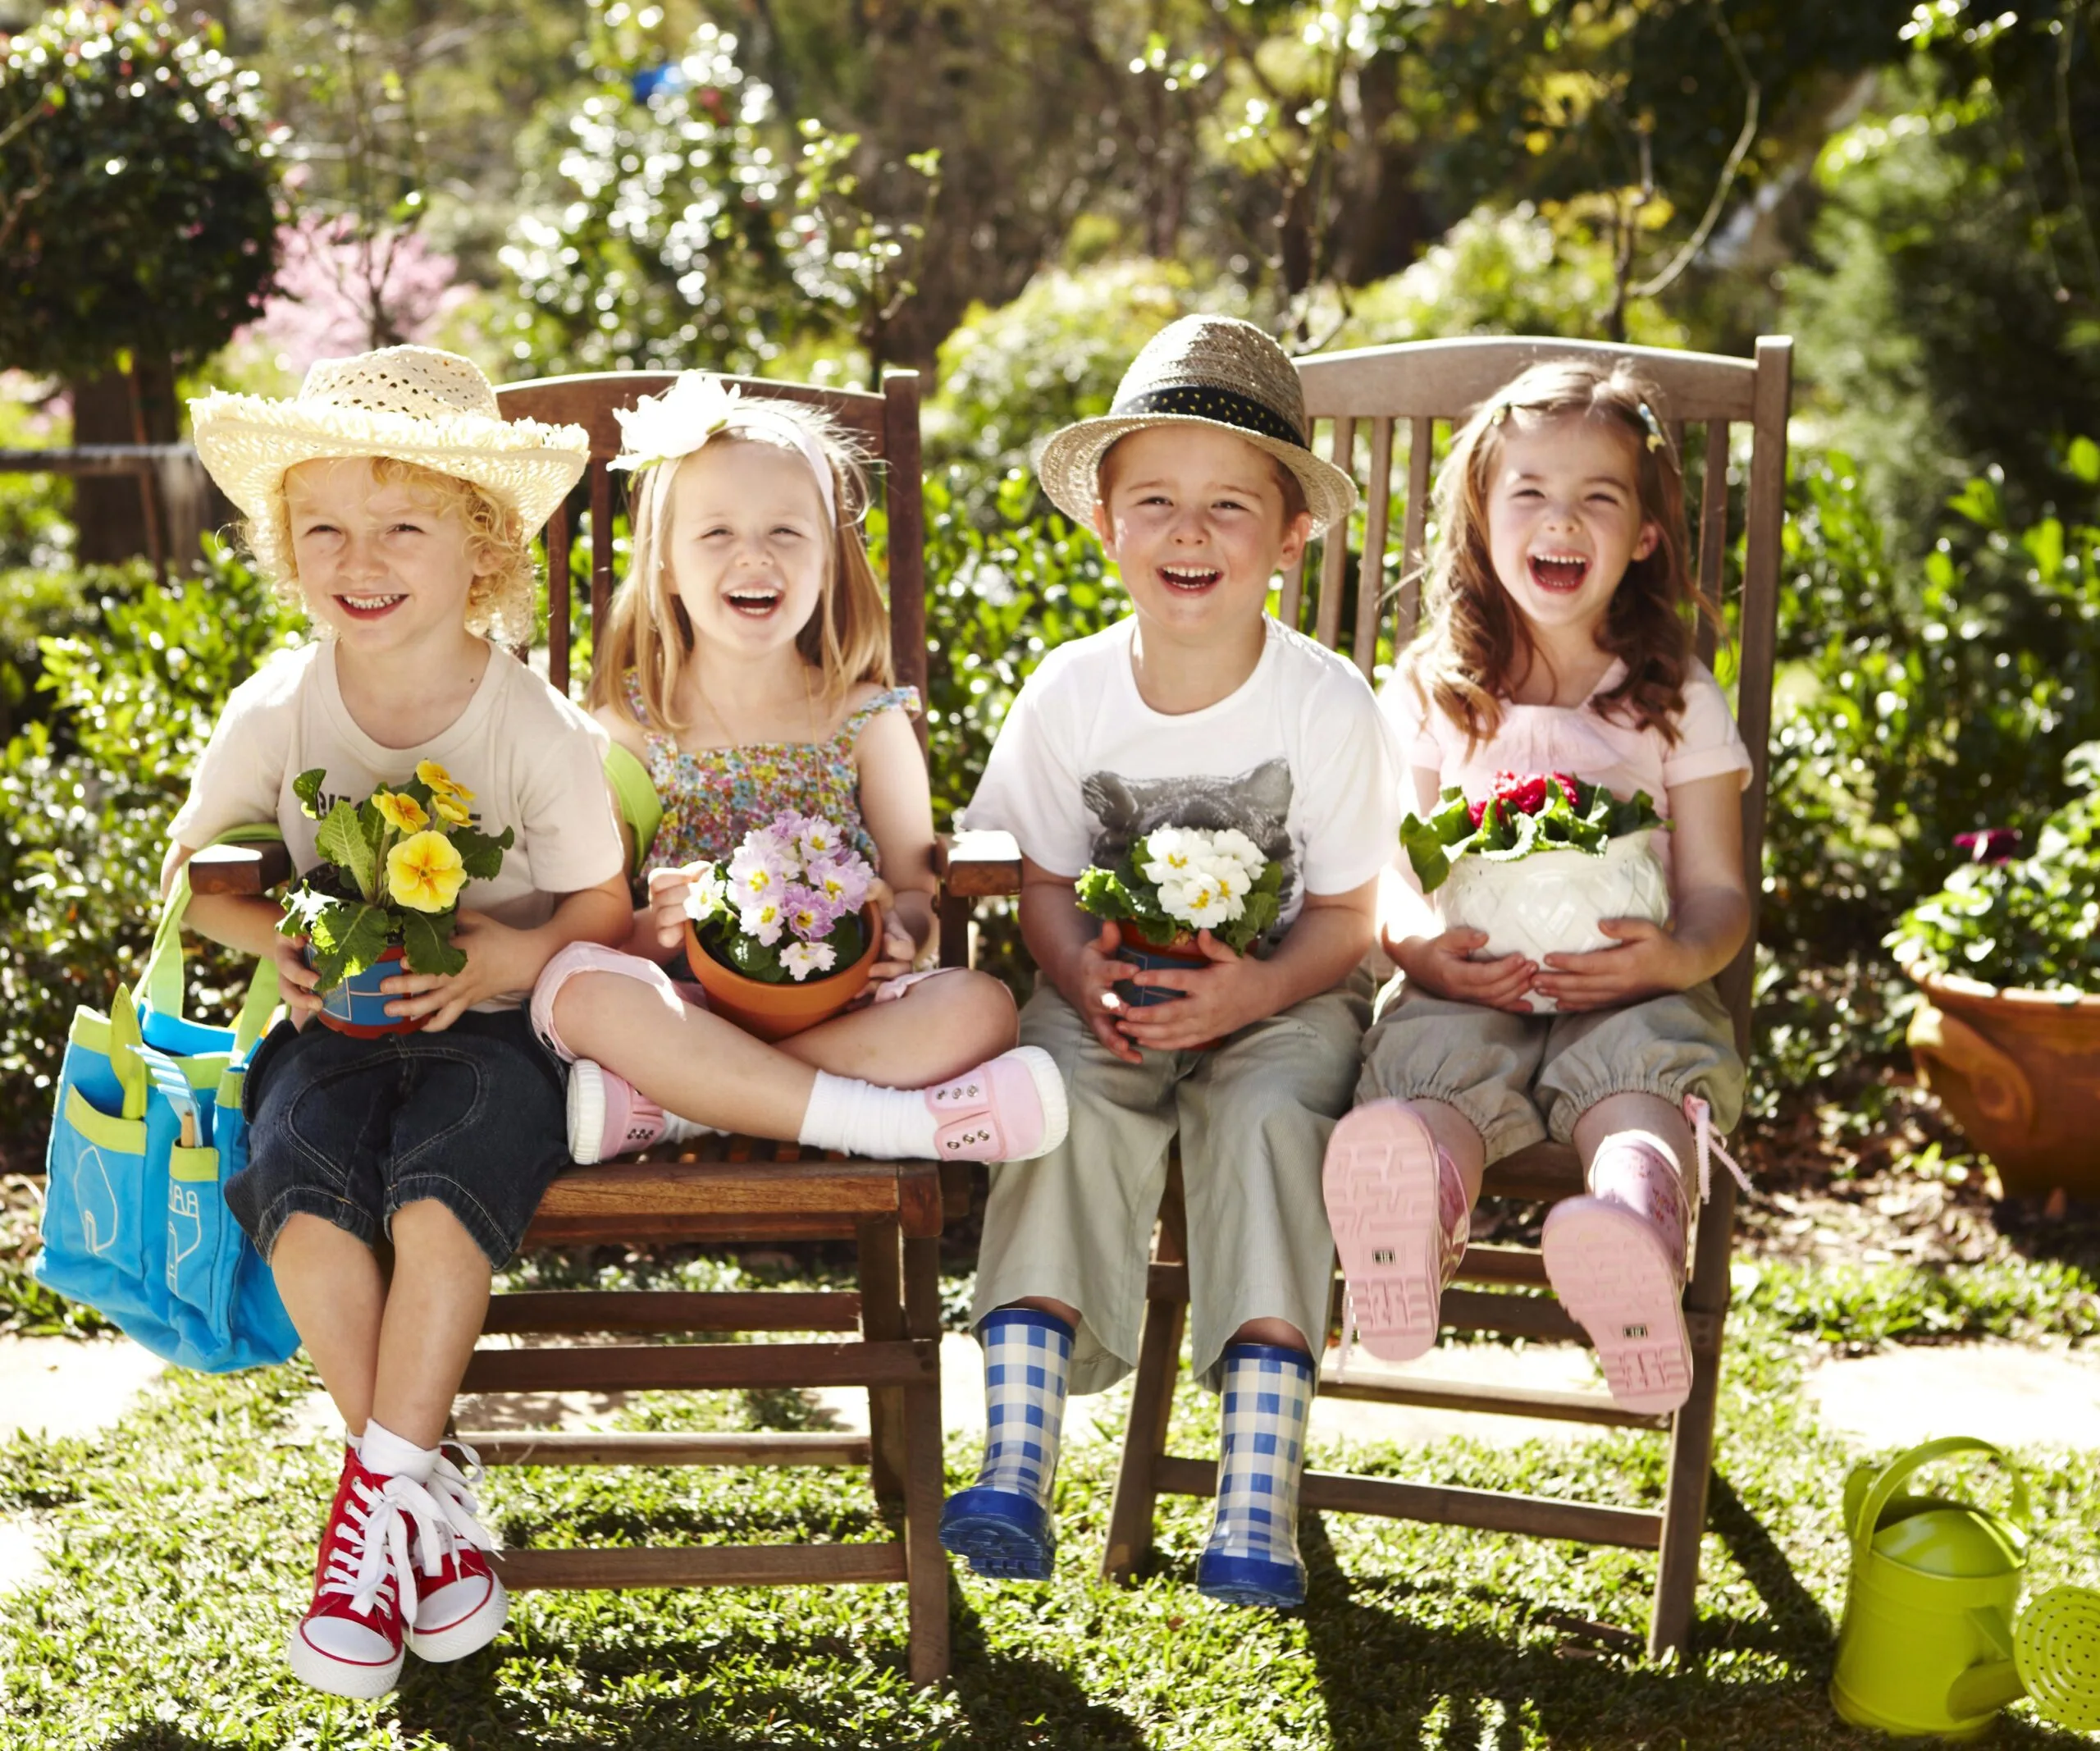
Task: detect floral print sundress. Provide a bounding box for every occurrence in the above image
[623,671,920,880]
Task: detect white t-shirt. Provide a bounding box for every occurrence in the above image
[964,615,1400,934]
[170,640,623,1008]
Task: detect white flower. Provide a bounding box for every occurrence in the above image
[682,862,728,921]
[1204,855,1253,900]
[609,373,744,474]
[780,940,837,982]
[1206,828,1265,876]
[1139,826,1206,886]
[1160,874,1238,931]
[737,896,785,946]
[794,816,843,866]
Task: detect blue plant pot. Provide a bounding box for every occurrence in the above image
[310,944,423,1039]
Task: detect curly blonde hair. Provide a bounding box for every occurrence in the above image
[591,402,894,734]
[1403,357,1714,750]
[244,455,540,647]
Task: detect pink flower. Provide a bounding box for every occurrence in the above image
[1955,828,2021,865]
[784,885,844,944]
[806,851,871,913]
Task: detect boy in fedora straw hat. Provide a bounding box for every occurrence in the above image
[943,314,1400,1607]
[166,346,632,1697]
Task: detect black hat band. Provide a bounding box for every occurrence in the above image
[1112,384,1307,450]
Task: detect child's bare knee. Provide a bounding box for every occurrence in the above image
[550,968,645,1050]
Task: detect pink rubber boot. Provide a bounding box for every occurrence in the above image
[1541,1136,1694,1414]
[1322,1100,1472,1362]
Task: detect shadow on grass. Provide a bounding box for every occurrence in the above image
[1705,1472,1835,1661]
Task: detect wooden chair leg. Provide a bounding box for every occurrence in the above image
[858,1218,907,1505]
[1648,1176,1738,1661]
[1102,1165,1189,1583]
[902,1232,951,1683]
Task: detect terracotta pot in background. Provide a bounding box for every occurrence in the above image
[684,902,882,1042]
[311,944,427,1040]
[1904,961,2100,1200]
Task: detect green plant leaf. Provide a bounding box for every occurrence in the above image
[450,823,513,881]
[292,768,327,818]
[314,799,377,900]
[399,908,466,979]
[304,900,393,992]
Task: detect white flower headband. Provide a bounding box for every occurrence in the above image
[609,373,838,524]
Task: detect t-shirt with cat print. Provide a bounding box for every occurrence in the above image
[964,615,1400,936]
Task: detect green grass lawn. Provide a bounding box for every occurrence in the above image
[5,1280,2100,1750]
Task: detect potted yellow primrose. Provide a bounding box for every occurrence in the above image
[276,761,512,1037]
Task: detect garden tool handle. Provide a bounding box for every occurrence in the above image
[139,824,286,1052]
[1907,999,2034,1133]
[1851,1437,2032,1574]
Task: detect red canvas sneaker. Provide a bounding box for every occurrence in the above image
[287,1449,413,1699]
[402,1439,509,1662]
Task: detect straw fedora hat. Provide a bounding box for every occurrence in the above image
[189,345,589,533]
[1036,315,1357,536]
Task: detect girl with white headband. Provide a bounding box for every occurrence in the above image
[531,374,1067,1166]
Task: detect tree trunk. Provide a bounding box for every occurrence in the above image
[67,354,177,567]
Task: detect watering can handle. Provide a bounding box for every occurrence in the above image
[1851,1437,2032,1569]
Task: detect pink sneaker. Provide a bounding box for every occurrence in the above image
[923,1046,1069,1163]
[1322,1100,1470,1362]
[566,1060,713,1164]
[1541,1174,1693,1415]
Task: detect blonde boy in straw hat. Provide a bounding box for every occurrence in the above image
[945,314,1401,1607]
[165,347,632,1698]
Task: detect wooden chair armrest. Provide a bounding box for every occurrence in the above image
[935,829,1022,899]
[189,839,294,896]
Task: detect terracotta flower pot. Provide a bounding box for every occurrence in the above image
[684,902,882,1042]
[312,944,427,1040]
[1437,829,1671,1013]
[1112,919,1223,1049]
[1903,959,2100,1200]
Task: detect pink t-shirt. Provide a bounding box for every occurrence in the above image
[1380,656,1751,887]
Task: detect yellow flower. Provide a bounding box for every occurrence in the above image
[386,830,468,914]
[416,759,475,804]
[431,793,471,826]
[375,792,428,834]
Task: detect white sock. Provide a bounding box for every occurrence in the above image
[359,1416,437,1485]
[1204,1345,1314,1568]
[797,1069,938,1159]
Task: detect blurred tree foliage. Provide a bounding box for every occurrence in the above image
[0,4,279,382]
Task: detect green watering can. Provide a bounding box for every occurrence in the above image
[1831,1435,2100,1740]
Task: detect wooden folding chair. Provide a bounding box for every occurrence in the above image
[190,369,960,1684]
[1088,334,1793,1660]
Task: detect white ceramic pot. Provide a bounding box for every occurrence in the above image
[1436,830,1672,1013]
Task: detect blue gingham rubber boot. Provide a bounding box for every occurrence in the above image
[938,1308,1073,1580]
[1196,1342,1314,1608]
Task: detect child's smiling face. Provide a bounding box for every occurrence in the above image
[1091,424,1310,652]
[664,438,830,662]
[1484,414,1659,643]
[285,457,491,653]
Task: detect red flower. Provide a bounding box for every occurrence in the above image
[1468,798,1489,829]
[1491,771,1550,815]
[1551,771,1582,807]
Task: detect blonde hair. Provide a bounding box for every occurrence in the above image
[247,455,538,646]
[591,402,895,734]
[1404,358,1712,749]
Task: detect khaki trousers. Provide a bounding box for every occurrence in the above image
[972,975,1369,1396]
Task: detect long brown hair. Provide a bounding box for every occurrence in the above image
[1404,358,1715,748]
[591,401,895,734]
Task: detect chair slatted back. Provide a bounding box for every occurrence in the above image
[1284,336,1792,1050]
[494,372,927,724]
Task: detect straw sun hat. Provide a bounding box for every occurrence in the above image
[1036,314,1358,537]
[189,345,589,533]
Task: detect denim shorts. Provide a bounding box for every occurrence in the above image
[232,1007,569,1268]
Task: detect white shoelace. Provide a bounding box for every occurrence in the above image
[1682,1094,1751,1203]
[407,1443,498,1582]
[319,1477,422,1621]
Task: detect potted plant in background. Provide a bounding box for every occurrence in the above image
[1075,826,1283,1044]
[681,812,883,1040]
[1402,771,1671,1013]
[277,761,512,1037]
[1888,743,2100,1200]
